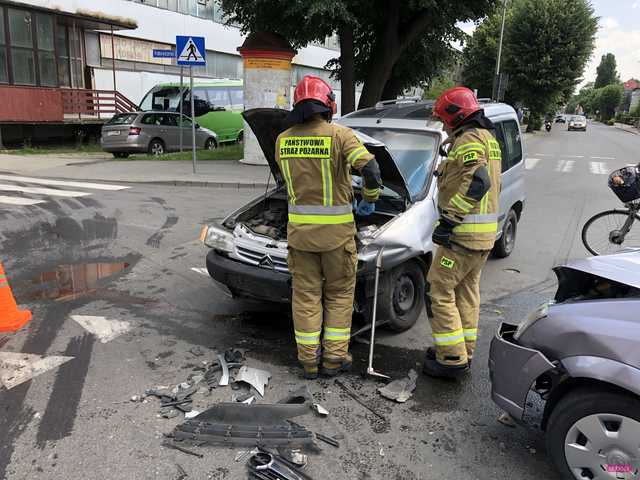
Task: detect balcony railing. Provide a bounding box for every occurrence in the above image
[61,89,140,120]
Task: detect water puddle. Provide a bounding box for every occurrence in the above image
[23,262,129,302]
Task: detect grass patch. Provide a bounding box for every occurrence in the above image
[2,143,104,155]
[127,143,243,161]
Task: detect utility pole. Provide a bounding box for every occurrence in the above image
[493,0,508,100]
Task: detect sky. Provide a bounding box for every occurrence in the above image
[458,0,640,88]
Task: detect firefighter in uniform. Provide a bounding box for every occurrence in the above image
[423,86,502,378]
[277,75,382,379]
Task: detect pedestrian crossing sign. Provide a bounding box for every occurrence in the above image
[176,35,206,66]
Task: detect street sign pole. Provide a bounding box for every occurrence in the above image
[179,66,184,152]
[190,66,196,174]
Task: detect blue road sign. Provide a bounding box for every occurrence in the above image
[153,49,175,58]
[176,36,206,66]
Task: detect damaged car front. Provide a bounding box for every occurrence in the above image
[489,251,640,479]
[202,108,441,332]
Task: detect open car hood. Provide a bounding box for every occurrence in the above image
[553,250,640,301]
[242,108,411,201]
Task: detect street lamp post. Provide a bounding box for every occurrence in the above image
[493,0,508,101]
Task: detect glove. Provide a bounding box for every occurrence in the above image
[432,217,456,247]
[356,199,375,216]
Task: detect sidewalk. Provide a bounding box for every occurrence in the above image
[0,154,273,188]
[614,122,640,135]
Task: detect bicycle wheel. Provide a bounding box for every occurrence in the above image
[581,209,640,255]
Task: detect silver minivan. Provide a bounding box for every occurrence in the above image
[101,111,218,158]
[202,99,526,332]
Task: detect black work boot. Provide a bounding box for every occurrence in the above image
[320,354,353,377]
[426,347,472,367]
[302,364,319,380]
[422,350,469,379]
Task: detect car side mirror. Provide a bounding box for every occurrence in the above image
[195,123,200,129]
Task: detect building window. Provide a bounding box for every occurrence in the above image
[0,9,8,83]
[56,23,70,86]
[36,13,56,86]
[8,8,35,85]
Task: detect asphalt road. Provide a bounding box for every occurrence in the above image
[0,121,637,480]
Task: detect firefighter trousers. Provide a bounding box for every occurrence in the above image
[427,244,490,366]
[287,239,357,372]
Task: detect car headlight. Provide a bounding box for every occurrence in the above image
[513,302,549,340]
[200,224,234,252]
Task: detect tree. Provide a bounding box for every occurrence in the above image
[220,0,496,113]
[505,0,597,131]
[596,84,623,121]
[594,53,619,88]
[423,76,456,100]
[461,11,506,99]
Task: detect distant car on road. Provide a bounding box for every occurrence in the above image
[101,111,218,158]
[567,115,587,131]
[554,115,566,123]
[489,251,640,480]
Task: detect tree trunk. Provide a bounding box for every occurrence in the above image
[381,74,404,101]
[338,27,356,115]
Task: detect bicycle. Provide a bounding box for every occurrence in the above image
[582,164,640,256]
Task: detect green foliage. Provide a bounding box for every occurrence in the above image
[423,76,456,100]
[507,0,597,127]
[596,84,623,121]
[594,53,619,88]
[606,118,615,126]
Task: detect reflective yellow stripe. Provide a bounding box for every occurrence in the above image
[453,222,498,233]
[324,327,351,341]
[464,328,478,340]
[347,146,367,165]
[327,159,333,206]
[450,193,473,213]
[295,329,321,345]
[321,158,332,207]
[280,159,296,205]
[433,329,465,346]
[288,213,354,225]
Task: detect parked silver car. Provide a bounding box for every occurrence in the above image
[202,100,526,332]
[489,251,640,479]
[101,111,218,158]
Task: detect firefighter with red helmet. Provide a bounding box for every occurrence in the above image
[276,75,382,379]
[424,86,502,378]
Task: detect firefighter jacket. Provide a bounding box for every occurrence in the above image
[436,126,502,251]
[276,117,380,252]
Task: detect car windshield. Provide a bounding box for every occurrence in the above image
[353,127,438,199]
[572,116,586,122]
[107,113,138,125]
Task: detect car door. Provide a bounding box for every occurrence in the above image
[157,113,179,151]
[494,118,525,233]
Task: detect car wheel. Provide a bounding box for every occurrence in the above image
[148,139,165,156]
[205,138,217,150]
[492,209,518,258]
[376,260,425,332]
[112,152,129,159]
[546,387,640,480]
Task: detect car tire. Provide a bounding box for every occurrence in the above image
[545,386,640,480]
[376,260,425,332]
[112,152,129,159]
[148,139,165,156]
[492,209,518,258]
[205,138,217,150]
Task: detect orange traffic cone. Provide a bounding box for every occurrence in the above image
[0,263,32,333]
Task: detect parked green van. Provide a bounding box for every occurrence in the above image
[139,80,244,143]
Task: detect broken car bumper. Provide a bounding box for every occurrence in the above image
[488,322,555,421]
[206,250,291,303]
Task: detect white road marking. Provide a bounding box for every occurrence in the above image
[191,267,209,276]
[0,174,129,191]
[525,158,540,170]
[70,315,130,343]
[0,352,74,390]
[533,153,554,156]
[555,160,575,173]
[589,162,609,175]
[0,183,91,198]
[561,155,584,158]
[591,156,615,160]
[0,195,45,206]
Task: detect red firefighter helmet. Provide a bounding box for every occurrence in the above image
[433,86,480,129]
[293,75,337,114]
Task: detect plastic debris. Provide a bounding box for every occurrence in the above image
[184,410,201,419]
[242,396,255,405]
[497,412,516,428]
[235,448,259,463]
[234,366,271,397]
[311,403,329,417]
[377,369,417,403]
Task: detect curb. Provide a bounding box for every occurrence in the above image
[613,125,639,136]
